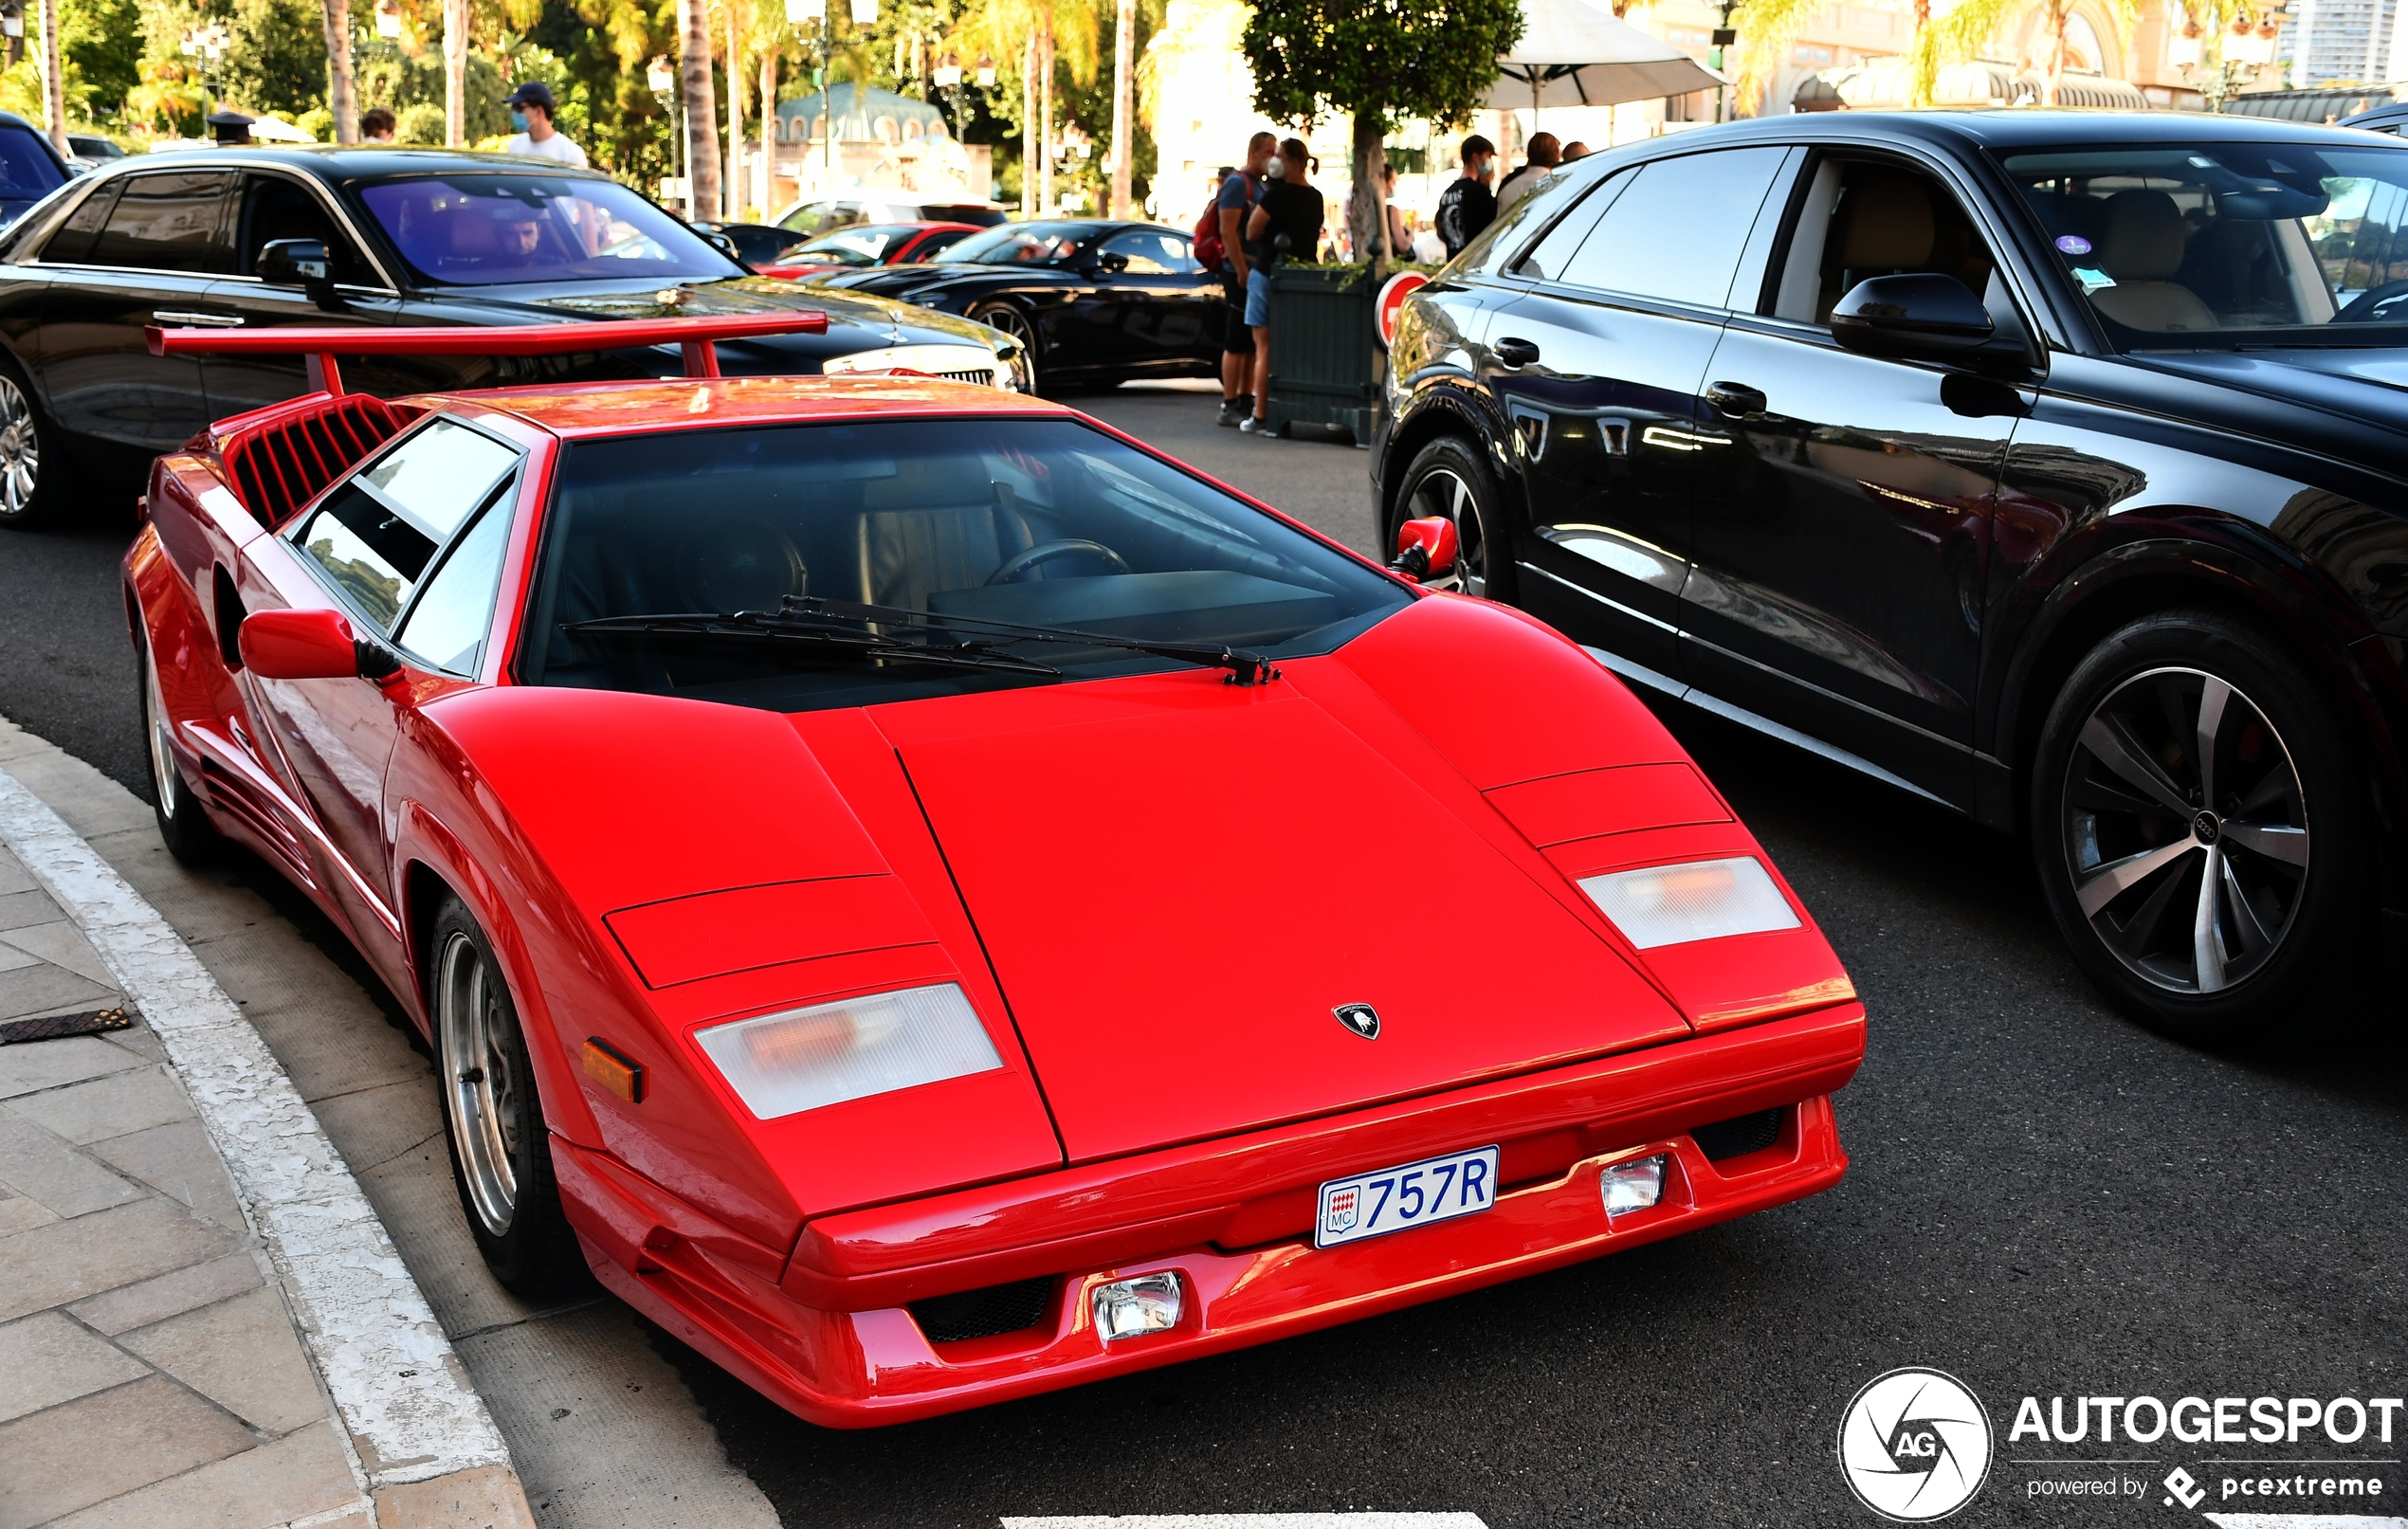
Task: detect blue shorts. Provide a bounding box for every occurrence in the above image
[1245,267,1271,328]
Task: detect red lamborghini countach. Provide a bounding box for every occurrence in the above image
[126,316,1864,1427]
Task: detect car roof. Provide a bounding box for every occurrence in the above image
[436,374,1073,439]
[1647,108,2408,155]
[76,145,615,188]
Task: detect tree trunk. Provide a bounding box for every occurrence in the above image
[758,49,777,219]
[1019,38,1033,215]
[1349,110,1386,278]
[323,0,358,142]
[1108,0,1134,217]
[35,0,63,155]
[725,4,744,220]
[679,0,721,219]
[1037,17,1052,215]
[2047,0,2067,105]
[443,0,466,145]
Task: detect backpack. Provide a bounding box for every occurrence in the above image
[1194,172,1251,269]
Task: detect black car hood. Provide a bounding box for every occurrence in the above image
[2129,347,2408,438]
[809,264,1067,298]
[413,273,1007,369]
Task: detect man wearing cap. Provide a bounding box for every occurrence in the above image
[206,111,254,147]
[504,83,586,167]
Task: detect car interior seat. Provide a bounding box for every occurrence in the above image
[2088,189,2218,332]
[853,455,1041,609]
[1817,173,1934,321]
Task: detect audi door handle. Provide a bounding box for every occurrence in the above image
[1706,381,1766,417]
[1495,337,1541,368]
[152,311,245,328]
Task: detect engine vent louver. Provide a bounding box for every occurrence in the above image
[1691,1108,1783,1162]
[906,1276,1055,1344]
[220,393,410,526]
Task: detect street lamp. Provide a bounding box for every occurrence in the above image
[975,55,997,87]
[374,0,402,40]
[2178,4,2285,111]
[179,24,231,112]
[646,56,682,205]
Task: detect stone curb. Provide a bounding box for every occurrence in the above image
[0,757,536,1527]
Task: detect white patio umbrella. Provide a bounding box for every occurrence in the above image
[1487,0,1727,122]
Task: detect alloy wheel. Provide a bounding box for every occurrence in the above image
[974,306,1038,392]
[2060,665,2309,995]
[1403,466,1489,597]
[145,647,178,821]
[0,375,39,519]
[439,930,522,1236]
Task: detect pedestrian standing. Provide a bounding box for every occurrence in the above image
[1342,162,1415,263]
[1240,137,1323,436]
[1561,140,1591,162]
[1213,132,1275,428]
[359,106,397,143]
[504,82,587,168]
[1495,132,1560,216]
[1435,134,1498,259]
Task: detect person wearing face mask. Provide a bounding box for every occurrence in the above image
[504,82,587,167]
[1435,134,1497,259]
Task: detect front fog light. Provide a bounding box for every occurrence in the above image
[1092,1273,1181,1341]
[1602,1155,1668,1216]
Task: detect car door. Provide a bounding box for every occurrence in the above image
[1486,145,1797,683]
[33,168,239,483]
[237,414,524,941]
[1678,151,2038,808]
[200,171,404,418]
[1092,228,1216,367]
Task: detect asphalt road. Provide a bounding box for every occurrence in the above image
[6,385,2400,1527]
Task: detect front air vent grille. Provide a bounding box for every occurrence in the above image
[221,393,410,526]
[907,1277,1055,1344]
[938,368,998,387]
[1692,1108,1783,1162]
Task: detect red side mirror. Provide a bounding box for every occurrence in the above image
[240,609,361,681]
[1390,516,1460,584]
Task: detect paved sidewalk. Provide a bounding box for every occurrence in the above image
[0,834,373,1528]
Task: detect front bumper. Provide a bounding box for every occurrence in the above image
[557,1002,1862,1427]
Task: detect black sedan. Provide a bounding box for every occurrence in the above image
[1378,110,2408,1047]
[0,148,1026,526]
[804,220,1224,391]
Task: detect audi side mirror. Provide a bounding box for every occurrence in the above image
[1830,273,1994,358]
[257,238,333,289]
[1390,516,1460,584]
[239,608,388,681]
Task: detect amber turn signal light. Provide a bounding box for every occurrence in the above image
[582,1038,646,1103]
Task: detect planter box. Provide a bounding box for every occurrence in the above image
[1264,265,1383,445]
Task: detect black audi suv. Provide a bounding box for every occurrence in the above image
[1376,111,2408,1046]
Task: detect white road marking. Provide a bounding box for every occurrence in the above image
[0,763,513,1490]
[1002,1518,1490,1528]
[2203,1517,2408,1527]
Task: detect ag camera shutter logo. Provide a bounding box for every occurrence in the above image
[1837,1367,1995,1521]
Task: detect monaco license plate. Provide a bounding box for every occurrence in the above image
[1315,1144,1500,1249]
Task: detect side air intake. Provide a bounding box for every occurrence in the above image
[219,393,410,526]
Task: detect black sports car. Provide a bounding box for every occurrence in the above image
[804,220,1225,391]
[0,147,1027,526]
[1377,110,2408,1047]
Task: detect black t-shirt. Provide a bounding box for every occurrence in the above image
[1251,180,1325,265]
[1437,175,1498,257]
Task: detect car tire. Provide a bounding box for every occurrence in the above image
[0,362,68,532]
[429,894,582,1296]
[1388,433,1515,602]
[138,631,221,867]
[2029,610,2376,1048]
[968,302,1041,394]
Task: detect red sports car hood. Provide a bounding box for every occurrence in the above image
[888,671,1691,1162]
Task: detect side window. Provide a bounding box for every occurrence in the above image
[237,175,374,286]
[1770,156,2000,327]
[1547,147,1790,308]
[38,181,119,264]
[88,172,235,275]
[1516,168,1634,282]
[395,497,515,675]
[290,417,520,633]
[1100,228,1199,273]
[1465,161,1608,276]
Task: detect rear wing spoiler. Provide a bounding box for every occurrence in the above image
[144,312,831,395]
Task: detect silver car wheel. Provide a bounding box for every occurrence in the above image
[438,930,521,1236]
[974,305,1038,392]
[1403,465,1488,597]
[2062,664,2309,995]
[0,375,40,519]
[144,646,178,821]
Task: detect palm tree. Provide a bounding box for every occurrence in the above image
[34,0,63,155]
[951,0,1099,214]
[1912,0,2136,106]
[681,0,721,216]
[1109,0,1132,216]
[324,0,359,142]
[1730,0,1827,114]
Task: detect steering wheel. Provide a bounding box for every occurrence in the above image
[986,538,1132,585]
[2336,278,2408,323]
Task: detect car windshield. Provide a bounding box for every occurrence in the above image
[356,173,738,286]
[0,126,64,201]
[931,221,1102,265]
[519,417,1409,712]
[2004,142,2408,344]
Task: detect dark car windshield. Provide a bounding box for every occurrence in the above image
[356,173,739,286]
[520,417,1409,711]
[932,221,1103,265]
[2005,142,2408,345]
[0,125,64,203]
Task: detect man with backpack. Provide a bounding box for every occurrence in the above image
[1198,133,1276,427]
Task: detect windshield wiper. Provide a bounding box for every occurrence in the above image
[768,594,1285,685]
[562,613,1064,679]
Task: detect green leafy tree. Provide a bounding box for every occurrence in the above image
[1243,0,1522,271]
[1909,0,2136,105]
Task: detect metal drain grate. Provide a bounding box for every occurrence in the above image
[908,1276,1055,1344]
[1691,1108,1783,1161]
